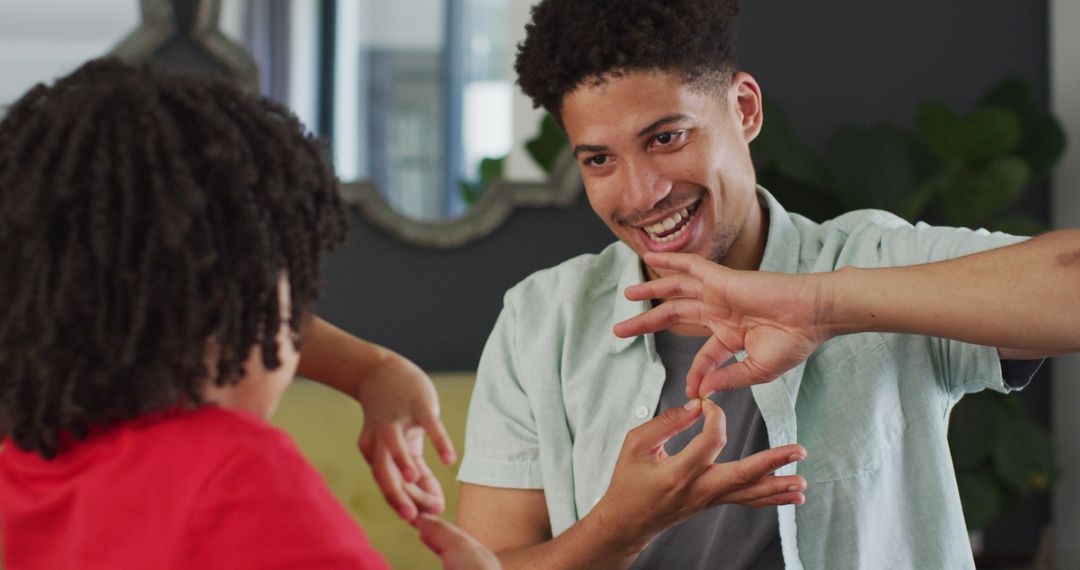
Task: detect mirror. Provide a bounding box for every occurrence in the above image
[2,0,580,247]
[240,0,581,246]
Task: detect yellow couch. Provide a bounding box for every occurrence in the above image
[270,373,475,570]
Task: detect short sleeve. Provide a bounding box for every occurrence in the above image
[877,222,1029,396]
[457,293,544,489]
[181,435,390,570]
[822,215,1031,396]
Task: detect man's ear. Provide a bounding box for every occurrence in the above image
[730,71,764,143]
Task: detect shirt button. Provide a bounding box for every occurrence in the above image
[634,405,650,419]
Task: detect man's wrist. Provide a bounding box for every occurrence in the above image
[575,501,650,565]
[817,266,870,339]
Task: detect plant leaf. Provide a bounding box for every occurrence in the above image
[979,77,1066,180]
[948,394,1004,468]
[993,413,1056,492]
[1021,114,1067,181]
[931,157,1029,227]
[458,179,481,205]
[752,101,829,188]
[990,215,1046,237]
[918,100,964,161]
[479,156,506,185]
[823,125,932,220]
[918,101,1023,165]
[525,114,569,174]
[956,468,1003,530]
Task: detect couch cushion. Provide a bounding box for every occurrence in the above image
[270,372,475,570]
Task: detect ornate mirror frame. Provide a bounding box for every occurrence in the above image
[110,0,582,248]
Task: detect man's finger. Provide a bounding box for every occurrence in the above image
[739,490,807,508]
[698,444,807,494]
[708,474,807,507]
[372,445,418,521]
[623,274,704,303]
[625,399,703,456]
[421,413,458,465]
[672,399,728,473]
[686,336,737,398]
[695,358,771,395]
[612,298,705,338]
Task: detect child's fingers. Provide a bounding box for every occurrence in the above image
[421,414,457,465]
[357,430,375,464]
[405,469,445,516]
[382,423,418,483]
[372,445,418,521]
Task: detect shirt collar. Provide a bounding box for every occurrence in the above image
[608,186,801,353]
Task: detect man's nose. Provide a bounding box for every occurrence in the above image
[623,159,673,211]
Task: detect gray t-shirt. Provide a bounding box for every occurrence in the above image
[630,330,784,570]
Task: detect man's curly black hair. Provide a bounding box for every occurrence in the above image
[0,58,348,459]
[515,0,741,124]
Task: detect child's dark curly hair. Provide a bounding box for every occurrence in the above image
[0,59,348,459]
[515,0,741,124]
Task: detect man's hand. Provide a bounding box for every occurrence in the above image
[355,354,457,521]
[613,251,833,397]
[416,514,502,570]
[590,398,807,554]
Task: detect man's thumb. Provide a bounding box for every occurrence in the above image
[628,399,703,453]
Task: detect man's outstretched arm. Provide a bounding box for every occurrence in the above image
[458,400,806,569]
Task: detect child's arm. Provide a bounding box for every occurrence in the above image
[297,317,456,521]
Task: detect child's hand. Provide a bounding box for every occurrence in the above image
[415,514,501,570]
[354,354,457,521]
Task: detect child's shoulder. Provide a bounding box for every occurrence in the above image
[142,405,296,458]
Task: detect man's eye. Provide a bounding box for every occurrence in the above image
[653,130,684,146]
[584,154,609,167]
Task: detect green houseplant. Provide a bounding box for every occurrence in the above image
[752,77,1065,531]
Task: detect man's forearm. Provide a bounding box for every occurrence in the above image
[494,510,644,570]
[824,229,1080,354]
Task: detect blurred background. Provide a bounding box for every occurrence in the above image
[1,1,1077,568]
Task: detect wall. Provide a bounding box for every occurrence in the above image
[0,1,139,110]
[1051,0,1080,565]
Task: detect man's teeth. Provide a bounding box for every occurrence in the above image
[644,207,692,242]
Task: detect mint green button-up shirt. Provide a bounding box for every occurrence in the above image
[459,188,1025,569]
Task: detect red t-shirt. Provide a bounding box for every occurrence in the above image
[0,406,390,570]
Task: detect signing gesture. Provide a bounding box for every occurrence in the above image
[591,398,807,553]
[354,353,456,521]
[613,252,835,397]
[298,318,457,521]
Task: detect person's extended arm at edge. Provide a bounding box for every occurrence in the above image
[614,229,1080,396]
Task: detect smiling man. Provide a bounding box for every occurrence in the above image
[455,1,1079,569]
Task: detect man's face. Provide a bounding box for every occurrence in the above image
[560,70,766,274]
